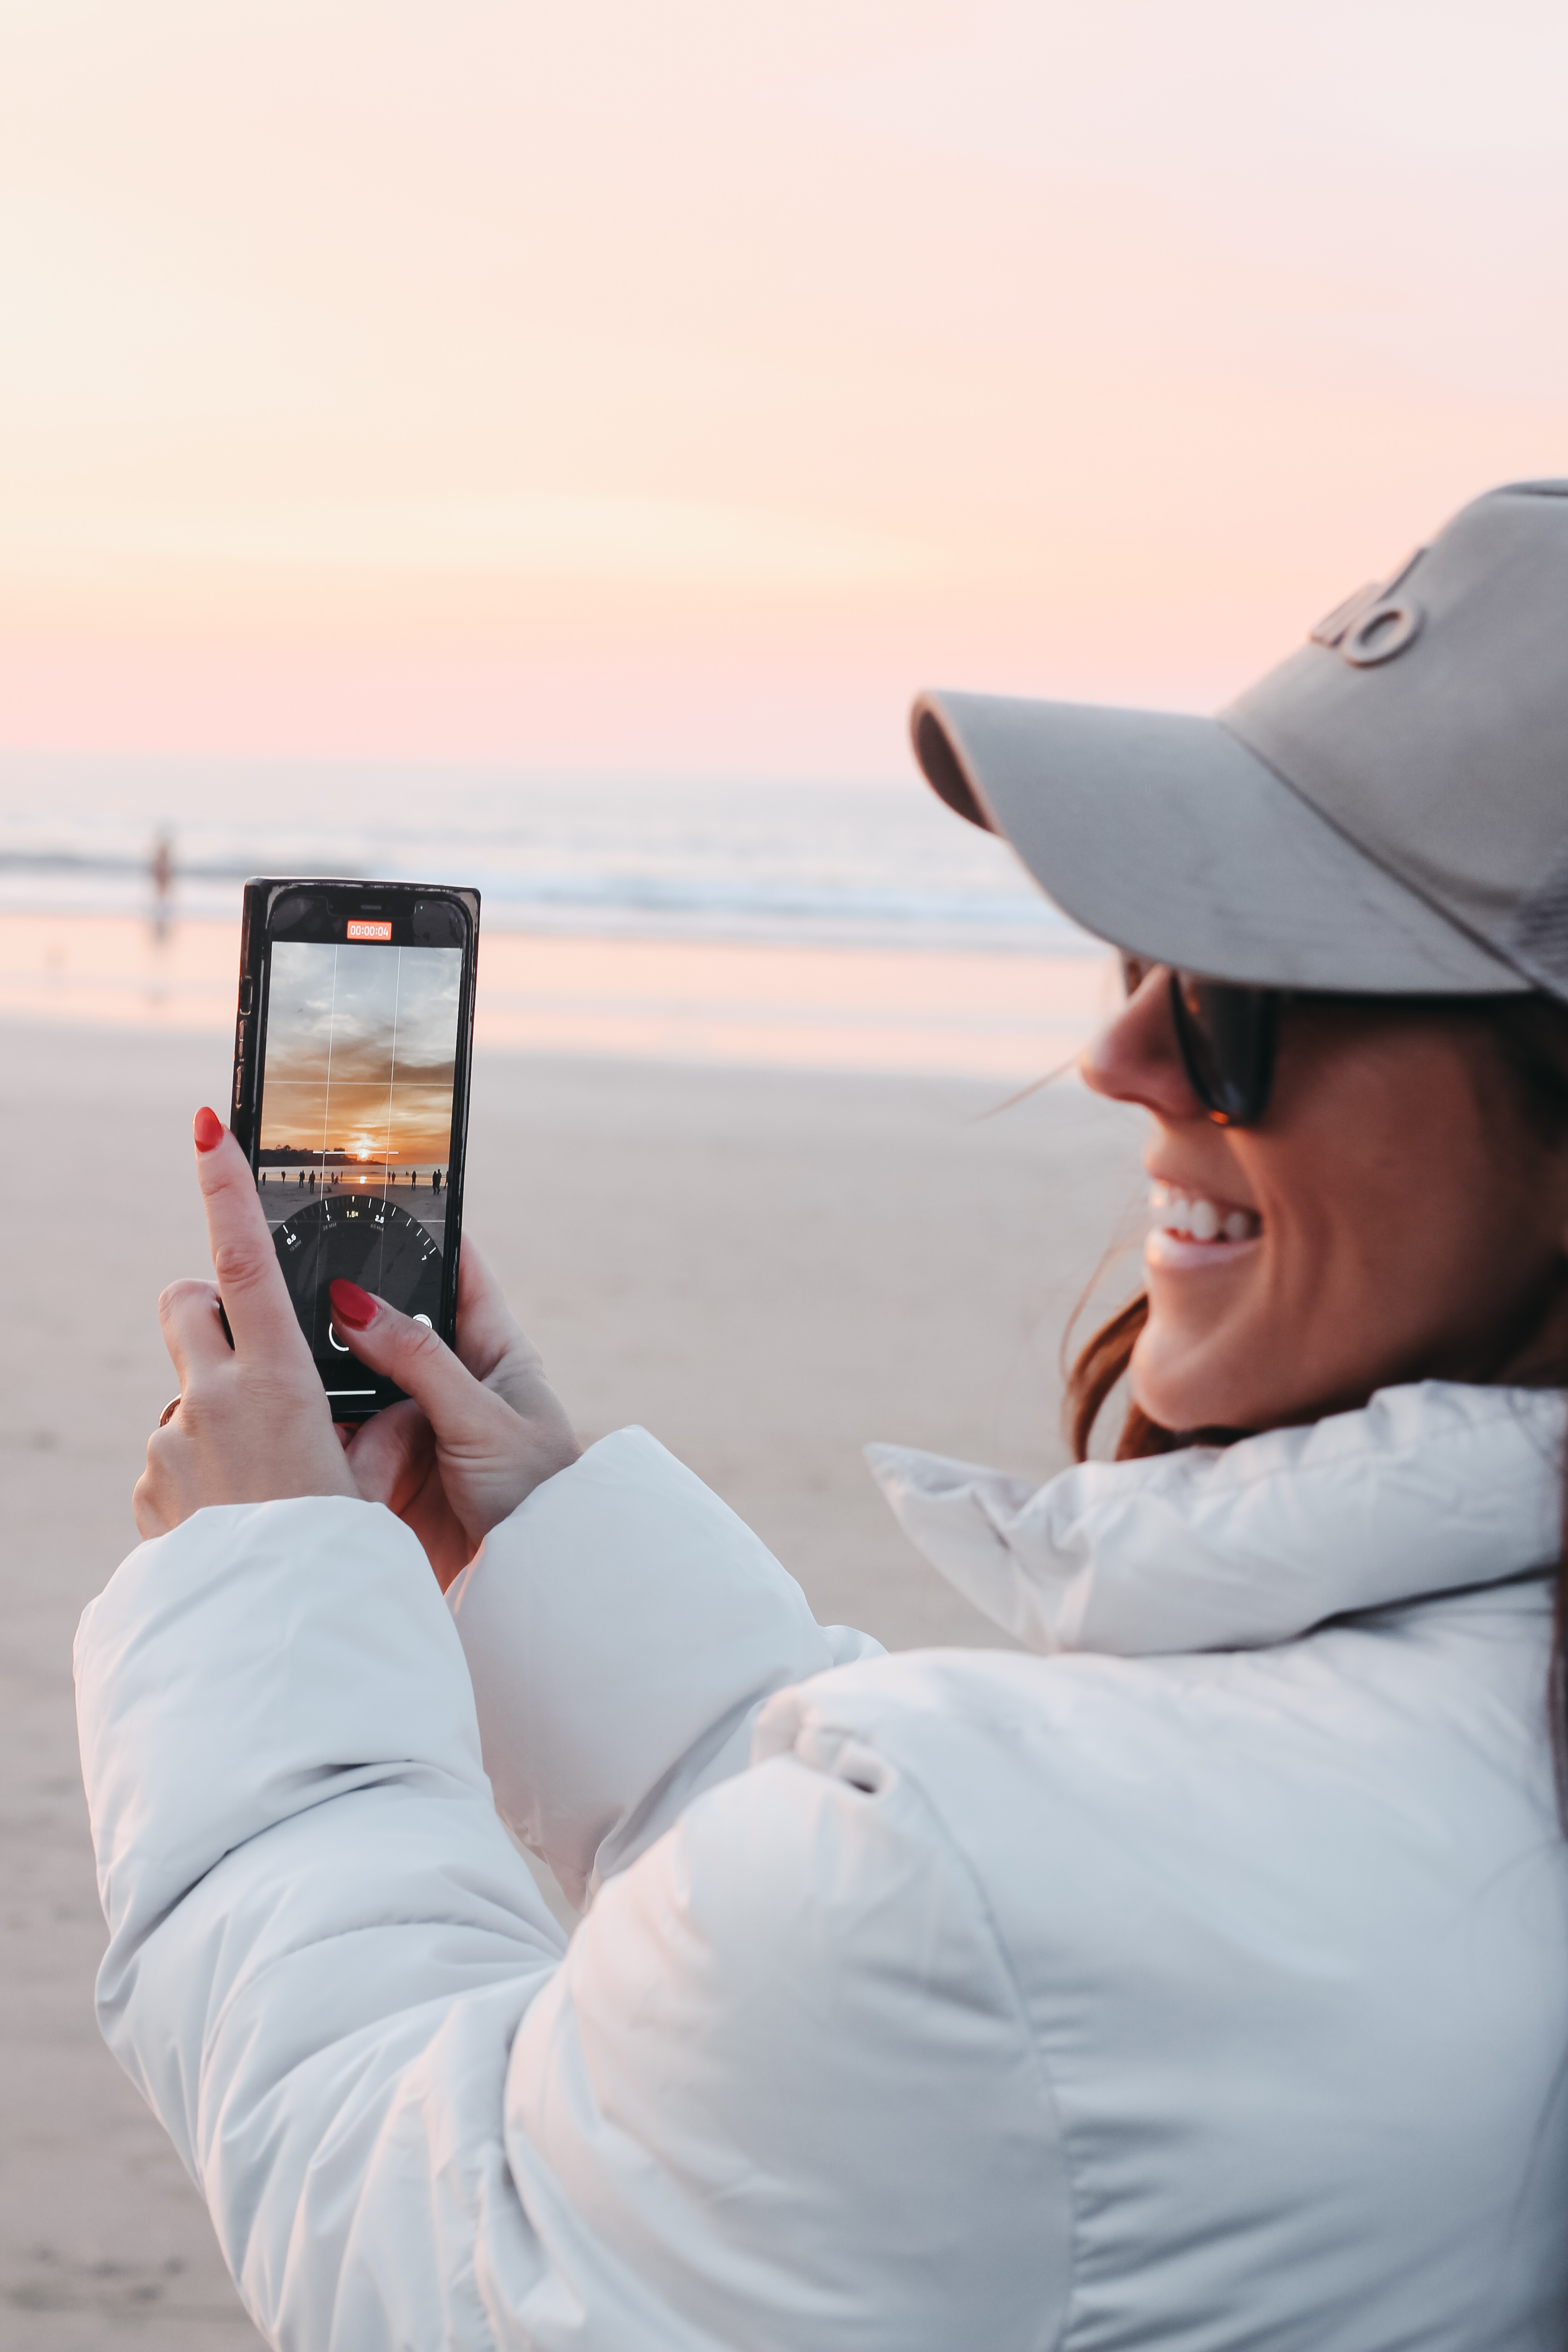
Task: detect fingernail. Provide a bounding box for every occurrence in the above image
[329,1279,377,1329]
[193,1106,224,1153]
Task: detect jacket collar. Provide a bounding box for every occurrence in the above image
[866,1382,1566,1658]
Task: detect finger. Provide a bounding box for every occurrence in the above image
[450,1238,573,1431]
[156,1279,232,1385]
[343,1397,435,1510]
[451,1237,530,1381]
[191,1111,313,1362]
[327,1281,495,1436]
[133,1426,182,1539]
[132,1472,171,1541]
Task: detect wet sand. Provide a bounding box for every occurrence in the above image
[0,911,1119,1081]
[1,1017,1144,2347]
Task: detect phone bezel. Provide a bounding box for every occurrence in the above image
[231,876,481,1421]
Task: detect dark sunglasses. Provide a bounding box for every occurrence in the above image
[1121,957,1280,1127]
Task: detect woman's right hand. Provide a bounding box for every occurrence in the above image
[333,1240,582,1591]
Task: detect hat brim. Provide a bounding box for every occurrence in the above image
[912,690,1528,995]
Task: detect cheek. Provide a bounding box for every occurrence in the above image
[1132,1102,1396,1414]
[1133,1206,1375,1431]
[1134,1096,1542,1429]
[1236,1078,1460,1351]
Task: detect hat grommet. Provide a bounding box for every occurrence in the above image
[1338,600,1424,667]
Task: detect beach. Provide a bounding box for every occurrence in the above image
[2,0,1551,2325]
[2,1005,1145,2346]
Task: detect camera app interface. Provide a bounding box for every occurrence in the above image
[256,937,462,1371]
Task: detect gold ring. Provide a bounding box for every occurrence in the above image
[158,1395,182,1428]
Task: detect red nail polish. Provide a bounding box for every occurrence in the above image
[329,1279,377,1328]
[193,1106,224,1153]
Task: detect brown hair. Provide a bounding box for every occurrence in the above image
[1062,992,1568,1808]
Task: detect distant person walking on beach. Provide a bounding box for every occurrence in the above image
[148,829,173,942]
[78,484,1568,2349]
[432,1166,442,1196]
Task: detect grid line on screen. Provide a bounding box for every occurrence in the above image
[376,946,404,1296]
[316,944,340,1179]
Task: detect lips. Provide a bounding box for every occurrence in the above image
[1145,1181,1262,1272]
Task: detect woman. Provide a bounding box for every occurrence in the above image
[77,481,1568,2349]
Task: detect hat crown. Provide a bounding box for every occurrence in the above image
[1221,482,1568,994]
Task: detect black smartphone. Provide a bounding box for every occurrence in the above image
[230,878,480,1421]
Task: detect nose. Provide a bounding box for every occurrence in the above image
[1080,964,1206,1118]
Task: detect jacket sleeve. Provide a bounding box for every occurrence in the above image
[446,1428,884,1904]
[75,1495,1063,2352]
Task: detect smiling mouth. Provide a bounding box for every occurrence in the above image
[1146,1183,1262,1268]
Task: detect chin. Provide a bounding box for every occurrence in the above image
[1129,1323,1259,1439]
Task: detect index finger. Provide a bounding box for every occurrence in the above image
[191,1108,315,1362]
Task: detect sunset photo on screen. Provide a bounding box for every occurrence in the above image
[258,940,461,1182]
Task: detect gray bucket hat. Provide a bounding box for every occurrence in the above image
[911,480,1568,999]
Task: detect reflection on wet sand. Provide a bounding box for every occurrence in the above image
[0,911,1121,1078]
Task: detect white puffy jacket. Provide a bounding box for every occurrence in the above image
[75,1381,1568,2351]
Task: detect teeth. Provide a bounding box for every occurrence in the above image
[1148,1186,1259,1243]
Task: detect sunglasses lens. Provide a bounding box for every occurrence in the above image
[1171,974,1278,1126]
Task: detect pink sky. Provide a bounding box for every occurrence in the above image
[1,0,1565,778]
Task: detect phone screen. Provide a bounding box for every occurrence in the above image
[254,932,463,1382]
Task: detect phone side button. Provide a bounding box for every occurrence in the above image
[232,1060,248,1112]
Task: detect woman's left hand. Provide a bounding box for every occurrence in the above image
[134,1109,359,1539]
[137,1107,581,1588]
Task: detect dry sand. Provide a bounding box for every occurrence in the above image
[1,1016,1145,2349]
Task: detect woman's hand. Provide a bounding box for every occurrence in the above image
[134,1108,359,1538]
[136,1107,581,1588]
[333,1242,581,1590]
